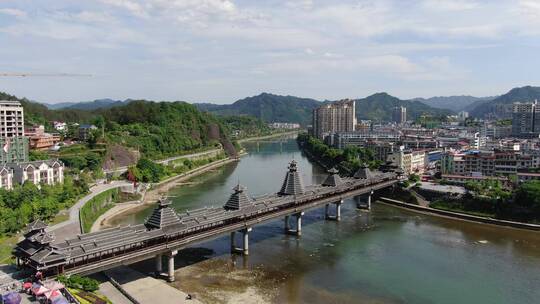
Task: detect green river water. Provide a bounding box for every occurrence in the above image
[109,137,540,304]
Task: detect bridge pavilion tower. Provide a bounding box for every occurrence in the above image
[279,160,306,235]
[225,184,255,255]
[145,198,183,282]
[322,167,345,221]
[354,164,375,210]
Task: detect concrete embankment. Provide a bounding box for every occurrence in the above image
[95,157,238,231]
[105,266,201,304]
[379,197,540,231]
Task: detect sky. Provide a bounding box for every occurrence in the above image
[0,0,539,104]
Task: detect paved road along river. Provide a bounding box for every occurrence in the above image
[107,137,540,304]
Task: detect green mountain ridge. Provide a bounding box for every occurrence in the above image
[414,95,496,112]
[469,86,540,118]
[195,92,450,124]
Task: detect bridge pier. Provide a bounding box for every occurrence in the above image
[167,250,177,282]
[155,254,163,276]
[231,227,252,255]
[285,212,304,236]
[325,200,343,221]
[356,191,374,210]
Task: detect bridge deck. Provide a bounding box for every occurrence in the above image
[14,170,397,276]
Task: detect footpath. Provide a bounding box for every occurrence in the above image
[379,197,540,231]
[47,181,132,240]
[105,266,201,304]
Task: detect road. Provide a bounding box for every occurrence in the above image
[103,148,222,174]
[48,181,132,240]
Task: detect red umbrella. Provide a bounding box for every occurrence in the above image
[32,285,49,296]
[44,290,61,300]
[22,282,32,290]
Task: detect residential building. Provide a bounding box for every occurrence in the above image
[440,150,539,176]
[387,149,427,175]
[78,124,98,141]
[25,125,61,150]
[441,174,507,185]
[392,106,407,124]
[512,101,540,137]
[458,111,469,121]
[0,160,65,190]
[332,131,400,148]
[0,100,28,164]
[0,165,13,190]
[52,121,67,131]
[312,99,356,139]
[0,100,25,138]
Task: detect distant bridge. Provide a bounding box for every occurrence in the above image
[14,162,398,282]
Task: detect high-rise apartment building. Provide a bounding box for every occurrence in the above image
[512,101,540,136]
[392,106,407,124]
[312,99,356,139]
[0,100,28,163]
[0,100,25,137]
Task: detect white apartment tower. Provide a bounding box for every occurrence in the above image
[0,100,25,137]
[0,100,28,164]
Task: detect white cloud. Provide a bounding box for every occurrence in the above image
[421,0,479,11]
[99,0,148,18]
[0,8,27,18]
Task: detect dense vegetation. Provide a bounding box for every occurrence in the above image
[58,275,100,292]
[297,133,382,174]
[0,178,88,235]
[431,179,540,222]
[218,115,272,139]
[1,91,239,162]
[196,92,320,125]
[196,92,451,124]
[101,100,227,159]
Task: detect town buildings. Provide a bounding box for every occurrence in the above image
[78,124,98,141]
[0,160,64,190]
[392,106,407,124]
[268,122,300,129]
[52,121,67,132]
[312,99,356,139]
[512,101,540,137]
[387,149,427,175]
[25,125,61,150]
[440,150,540,177]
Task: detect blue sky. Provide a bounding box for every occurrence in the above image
[0,0,539,104]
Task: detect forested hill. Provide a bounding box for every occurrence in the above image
[414,95,495,112]
[195,93,321,126]
[195,92,450,124]
[469,86,540,118]
[0,91,237,158]
[357,93,452,121]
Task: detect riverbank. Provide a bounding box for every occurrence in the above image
[95,157,238,231]
[379,197,540,231]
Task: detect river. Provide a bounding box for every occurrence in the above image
[108,137,540,304]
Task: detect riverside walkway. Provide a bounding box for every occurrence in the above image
[14,161,398,282]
